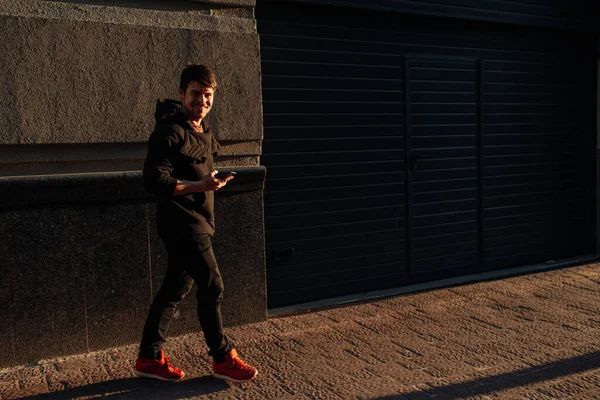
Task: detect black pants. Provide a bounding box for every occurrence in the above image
[139,234,233,362]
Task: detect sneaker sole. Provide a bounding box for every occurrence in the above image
[213,370,258,383]
[134,370,185,382]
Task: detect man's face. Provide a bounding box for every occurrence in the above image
[179,81,214,122]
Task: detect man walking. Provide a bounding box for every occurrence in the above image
[135,65,258,383]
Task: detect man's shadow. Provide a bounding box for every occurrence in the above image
[19,374,231,399]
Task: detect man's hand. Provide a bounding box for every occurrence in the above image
[200,170,234,191]
[173,170,234,195]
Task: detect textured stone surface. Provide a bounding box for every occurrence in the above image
[0,5,262,145]
[0,209,90,366]
[0,202,151,366]
[82,203,151,352]
[214,189,267,326]
[1,263,599,398]
[0,172,147,208]
[0,185,266,366]
[0,167,264,207]
[0,164,265,366]
[0,140,261,177]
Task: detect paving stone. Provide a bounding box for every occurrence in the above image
[202,388,266,400]
[103,361,136,380]
[433,347,490,367]
[579,371,600,387]
[423,361,475,380]
[324,353,376,373]
[496,340,553,364]
[0,370,19,383]
[367,362,433,386]
[56,356,102,373]
[16,366,42,379]
[329,375,407,399]
[268,369,344,399]
[19,374,46,388]
[0,381,18,399]
[249,365,294,399]
[318,307,367,324]
[227,325,265,342]
[252,321,286,336]
[356,385,411,400]
[232,345,276,371]
[568,392,600,400]
[270,334,312,356]
[45,369,84,389]
[183,338,212,359]
[110,346,138,363]
[536,375,600,397]
[509,326,581,350]
[263,353,304,374]
[458,352,509,370]
[393,308,440,325]
[15,382,49,397]
[1,263,600,399]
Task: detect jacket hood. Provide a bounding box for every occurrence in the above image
[155,98,187,124]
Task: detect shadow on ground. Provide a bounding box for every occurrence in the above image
[18,375,230,399]
[14,352,600,399]
[377,351,600,399]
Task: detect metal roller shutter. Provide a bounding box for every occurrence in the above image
[258,2,597,308]
[405,57,481,277]
[259,20,408,307]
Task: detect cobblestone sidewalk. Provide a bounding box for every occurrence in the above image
[1,263,599,399]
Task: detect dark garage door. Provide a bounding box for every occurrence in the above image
[258,2,597,308]
[406,57,481,277]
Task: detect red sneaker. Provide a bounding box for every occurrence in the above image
[213,349,258,383]
[134,350,185,382]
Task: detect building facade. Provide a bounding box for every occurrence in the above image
[0,0,597,366]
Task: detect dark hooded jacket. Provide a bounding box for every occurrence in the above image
[143,99,221,237]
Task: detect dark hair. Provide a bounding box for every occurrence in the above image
[179,64,217,92]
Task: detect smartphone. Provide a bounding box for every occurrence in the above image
[215,170,237,180]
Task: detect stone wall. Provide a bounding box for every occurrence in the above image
[0,0,265,367]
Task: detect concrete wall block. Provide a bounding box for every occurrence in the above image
[0,202,150,365]
[0,139,261,177]
[0,4,262,145]
[0,186,265,366]
[214,190,267,326]
[0,167,265,208]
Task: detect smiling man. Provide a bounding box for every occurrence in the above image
[135,65,258,383]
